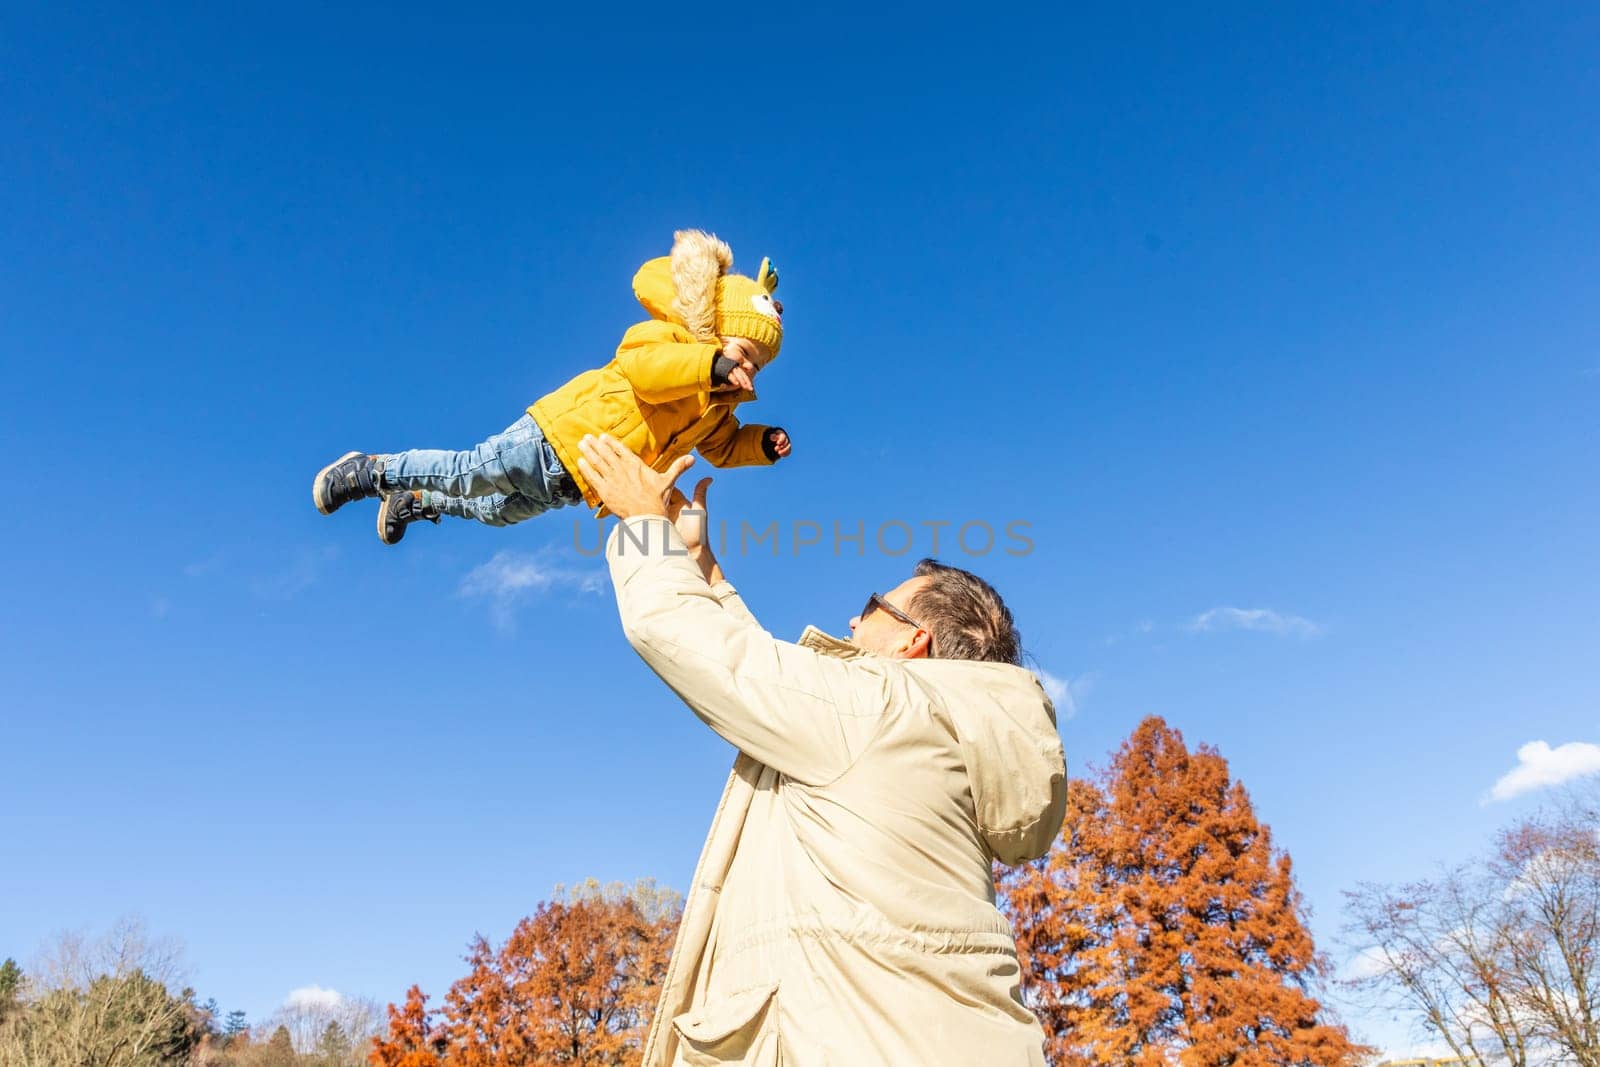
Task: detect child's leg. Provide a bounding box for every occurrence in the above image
[379,414,578,504]
[378,489,568,544]
[425,490,563,528]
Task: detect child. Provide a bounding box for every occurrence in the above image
[311,230,792,544]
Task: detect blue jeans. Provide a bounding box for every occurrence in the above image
[378,414,583,526]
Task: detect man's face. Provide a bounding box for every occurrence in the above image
[848,575,934,659]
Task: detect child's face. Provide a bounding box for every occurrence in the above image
[744,337,776,369]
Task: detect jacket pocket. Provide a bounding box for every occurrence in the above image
[601,387,637,434]
[673,983,779,1066]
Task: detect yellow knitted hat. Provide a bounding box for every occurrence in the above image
[657,230,783,357]
[714,263,783,355]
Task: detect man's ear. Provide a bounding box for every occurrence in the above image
[896,628,934,660]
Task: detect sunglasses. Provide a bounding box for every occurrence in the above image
[860,592,935,656]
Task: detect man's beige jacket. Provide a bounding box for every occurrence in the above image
[607,518,1068,1066]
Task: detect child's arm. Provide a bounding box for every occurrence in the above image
[614,320,718,404]
[696,413,790,468]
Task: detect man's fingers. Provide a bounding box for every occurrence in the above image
[662,454,695,491]
[581,433,696,511]
[578,434,614,479]
[692,476,713,510]
[596,433,632,462]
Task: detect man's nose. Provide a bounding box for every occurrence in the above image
[848,615,861,632]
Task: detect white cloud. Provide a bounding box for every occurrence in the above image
[1037,670,1094,719]
[1487,740,1600,802]
[1502,845,1596,903]
[1394,1040,1458,1062]
[1343,945,1391,981]
[458,550,605,631]
[250,546,338,602]
[1038,670,1069,708]
[182,553,226,578]
[284,985,343,1010]
[1102,619,1156,647]
[1187,606,1323,639]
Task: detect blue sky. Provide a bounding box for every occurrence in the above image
[3,2,1597,1055]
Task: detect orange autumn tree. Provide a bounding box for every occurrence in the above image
[999,716,1368,1067]
[370,985,446,1067]
[370,879,680,1067]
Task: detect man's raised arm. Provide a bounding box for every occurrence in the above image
[660,478,760,629]
[577,435,867,784]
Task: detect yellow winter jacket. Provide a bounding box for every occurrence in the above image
[529,258,777,509]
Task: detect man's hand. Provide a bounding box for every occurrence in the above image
[576,434,693,519]
[666,476,723,585]
[766,428,792,459]
[714,338,759,393]
[667,476,715,554]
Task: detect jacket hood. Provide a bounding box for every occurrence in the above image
[632,255,681,326]
[798,628,1067,866]
[916,660,1068,865]
[631,231,783,355]
[632,230,734,341]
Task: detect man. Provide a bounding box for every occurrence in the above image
[577,434,1067,1066]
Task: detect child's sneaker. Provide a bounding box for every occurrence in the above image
[378,491,441,545]
[313,451,381,514]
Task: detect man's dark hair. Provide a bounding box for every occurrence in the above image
[907,559,1022,666]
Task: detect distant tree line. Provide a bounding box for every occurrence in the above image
[25,718,1542,1065]
[0,918,380,1067]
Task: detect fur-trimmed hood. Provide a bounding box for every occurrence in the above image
[632,230,782,353]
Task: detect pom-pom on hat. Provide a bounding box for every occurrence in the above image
[632,230,783,356]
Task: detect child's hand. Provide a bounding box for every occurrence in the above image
[714,338,760,392]
[765,428,792,460]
